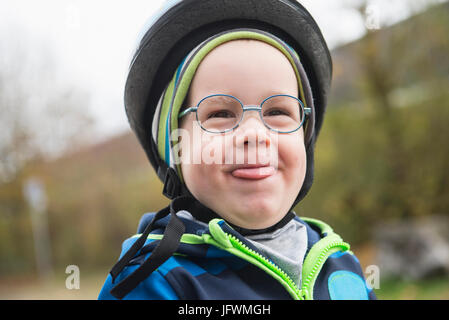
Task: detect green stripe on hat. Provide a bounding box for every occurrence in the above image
[157,75,177,162]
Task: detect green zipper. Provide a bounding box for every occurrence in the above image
[226,233,304,300]
[206,218,351,300]
[301,239,351,300]
[226,232,350,300]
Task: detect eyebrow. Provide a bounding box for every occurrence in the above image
[196,92,299,106]
[201,95,240,105]
[262,91,298,99]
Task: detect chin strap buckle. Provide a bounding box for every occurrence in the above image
[162,167,182,199]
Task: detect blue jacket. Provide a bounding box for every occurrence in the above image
[98,208,376,300]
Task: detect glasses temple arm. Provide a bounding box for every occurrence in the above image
[178,107,197,119]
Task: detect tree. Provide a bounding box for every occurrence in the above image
[298,1,449,244]
[0,26,96,276]
[0,27,95,183]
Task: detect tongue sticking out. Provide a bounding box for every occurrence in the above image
[231,166,276,180]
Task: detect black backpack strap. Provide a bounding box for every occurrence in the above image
[109,197,186,299]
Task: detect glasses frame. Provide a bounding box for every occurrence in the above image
[178,93,311,134]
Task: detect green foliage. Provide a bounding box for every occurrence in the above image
[297,89,449,244]
[0,134,170,276]
[296,3,449,245]
[375,276,449,300]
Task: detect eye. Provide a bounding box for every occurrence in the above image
[207,110,236,119]
[264,108,290,117]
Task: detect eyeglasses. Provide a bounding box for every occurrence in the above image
[178,94,311,134]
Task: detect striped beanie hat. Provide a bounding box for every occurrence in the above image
[151,28,315,185]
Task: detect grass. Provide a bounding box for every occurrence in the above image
[374,276,449,300]
[0,271,106,300]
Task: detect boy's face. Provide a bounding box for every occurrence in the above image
[178,40,306,229]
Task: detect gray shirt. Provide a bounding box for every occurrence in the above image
[246,218,308,286]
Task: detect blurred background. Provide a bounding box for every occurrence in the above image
[1,0,448,300]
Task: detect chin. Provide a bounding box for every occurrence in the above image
[225,198,283,229]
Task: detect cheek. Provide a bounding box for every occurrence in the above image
[279,134,307,174]
[179,124,226,192]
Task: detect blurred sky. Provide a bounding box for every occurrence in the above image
[0,0,446,142]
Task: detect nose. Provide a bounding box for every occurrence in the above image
[234,108,271,148]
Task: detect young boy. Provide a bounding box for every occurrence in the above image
[98,0,376,300]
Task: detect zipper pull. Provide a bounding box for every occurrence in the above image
[208,219,232,248]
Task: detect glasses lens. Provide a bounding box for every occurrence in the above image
[197,95,242,133]
[261,95,304,132]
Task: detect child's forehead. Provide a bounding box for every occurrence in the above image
[195,40,297,77]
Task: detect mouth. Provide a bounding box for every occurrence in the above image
[230,164,277,180]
